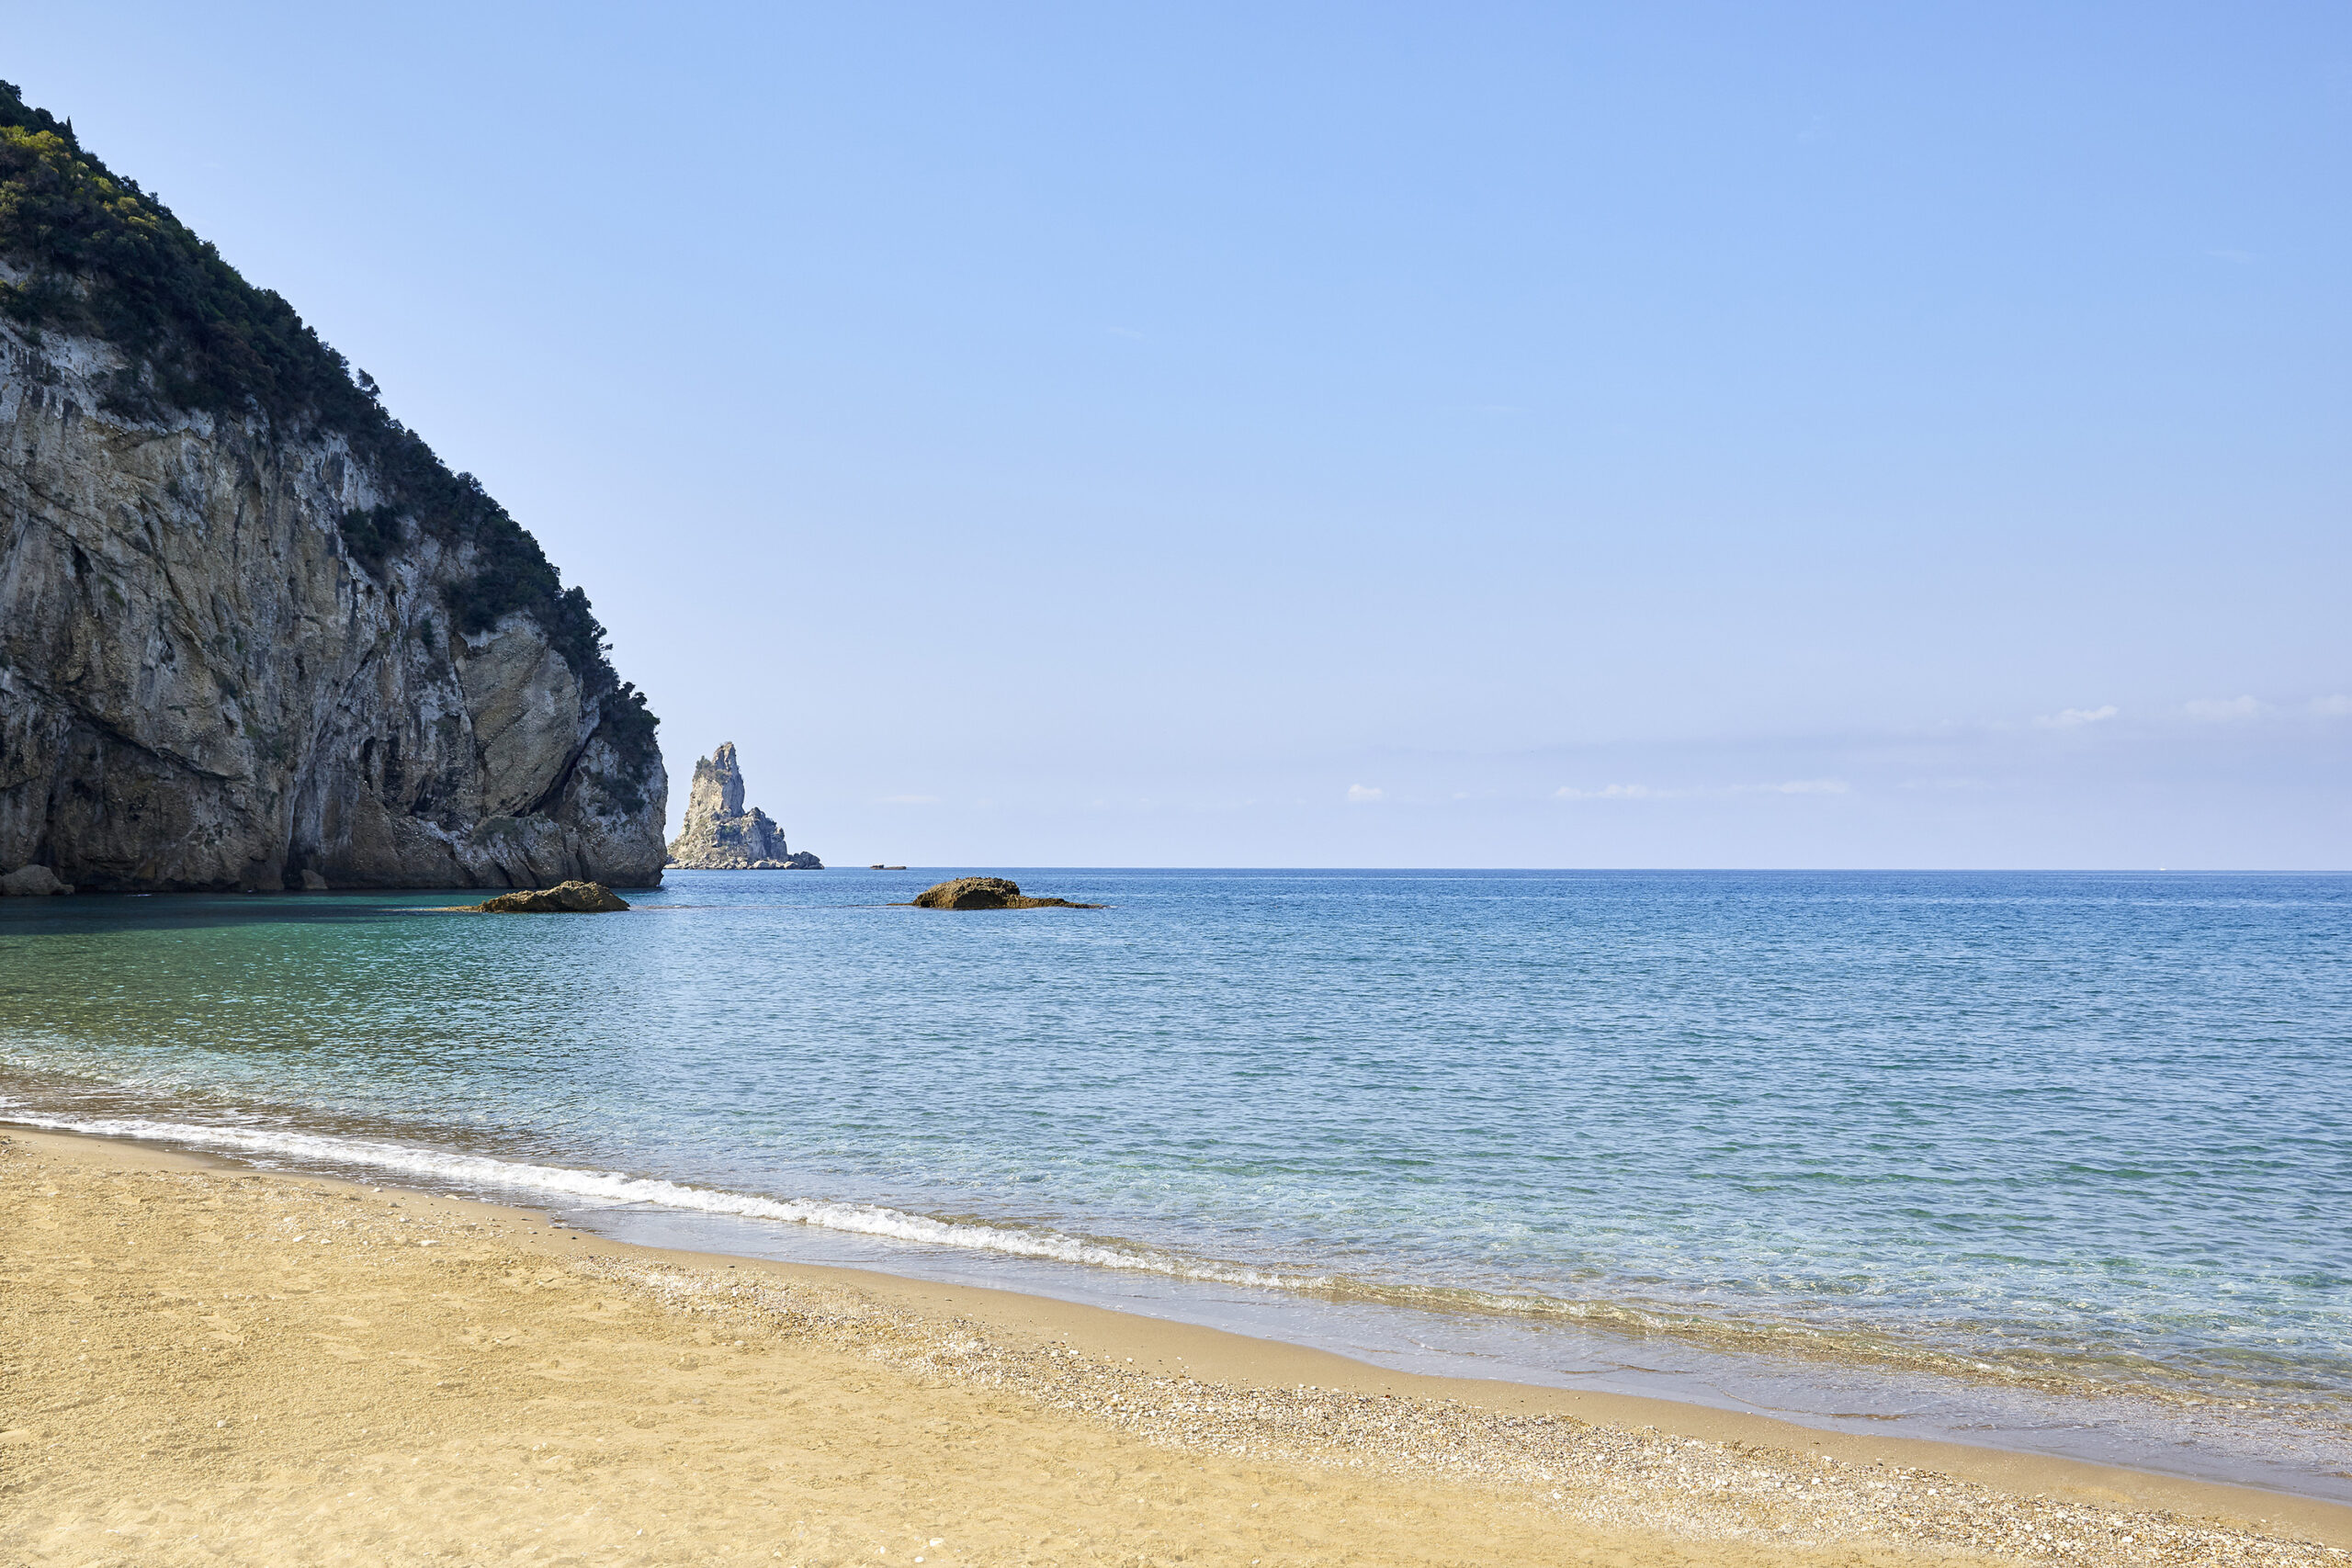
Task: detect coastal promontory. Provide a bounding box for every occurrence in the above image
[0,84,666,890]
[666,743,820,869]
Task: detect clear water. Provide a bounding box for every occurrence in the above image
[3,870,2347,1495]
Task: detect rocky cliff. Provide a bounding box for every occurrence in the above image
[667,743,819,869]
[0,84,666,890]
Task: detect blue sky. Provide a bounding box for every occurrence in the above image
[13,4,2348,865]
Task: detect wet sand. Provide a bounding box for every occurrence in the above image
[4,1125,2346,1566]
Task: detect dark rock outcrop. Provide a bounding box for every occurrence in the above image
[666,743,820,869]
[468,880,629,913]
[1,863,72,896]
[906,876,1102,910]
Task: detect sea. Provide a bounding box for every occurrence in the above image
[3,869,2346,1500]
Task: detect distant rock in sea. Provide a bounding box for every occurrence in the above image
[465,880,629,913]
[666,744,821,870]
[904,876,1102,910]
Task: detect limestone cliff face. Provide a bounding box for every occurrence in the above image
[0,320,669,890]
[666,743,819,870]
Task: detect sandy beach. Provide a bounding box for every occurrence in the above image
[4,1126,2346,1567]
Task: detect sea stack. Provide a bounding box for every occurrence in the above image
[666,744,821,869]
[0,83,667,891]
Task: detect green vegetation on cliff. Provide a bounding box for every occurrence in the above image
[0,80,656,775]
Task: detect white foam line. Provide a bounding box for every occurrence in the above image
[1,1107,1325,1292]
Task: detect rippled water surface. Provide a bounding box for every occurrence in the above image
[4,870,2347,1490]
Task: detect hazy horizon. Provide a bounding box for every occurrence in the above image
[14,4,2346,869]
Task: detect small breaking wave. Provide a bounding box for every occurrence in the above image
[0,1106,1328,1292]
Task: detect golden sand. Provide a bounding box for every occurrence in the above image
[4,1128,2346,1566]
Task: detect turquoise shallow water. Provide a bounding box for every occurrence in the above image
[3,870,2347,1492]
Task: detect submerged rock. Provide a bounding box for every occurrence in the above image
[0,864,74,897]
[905,876,1102,910]
[468,880,630,913]
[666,743,821,870]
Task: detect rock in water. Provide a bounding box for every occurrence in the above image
[0,864,74,896]
[907,876,1102,910]
[666,743,821,869]
[469,881,629,913]
[0,82,667,893]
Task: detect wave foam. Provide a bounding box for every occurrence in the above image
[0,1107,1322,1291]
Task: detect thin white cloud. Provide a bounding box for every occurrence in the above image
[2312,694,2352,716]
[1345,784,1384,803]
[880,794,941,806]
[2036,705,2119,728]
[1554,779,1848,801]
[1555,783,1657,800]
[2185,695,2265,722]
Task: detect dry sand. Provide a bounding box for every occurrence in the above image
[4,1126,2346,1567]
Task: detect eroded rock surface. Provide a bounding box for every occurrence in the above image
[666,743,820,869]
[0,326,668,890]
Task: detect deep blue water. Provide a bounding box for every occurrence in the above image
[3,869,2347,1486]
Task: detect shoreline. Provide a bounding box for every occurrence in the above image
[7,1122,2348,1565]
[8,1095,2346,1504]
[11,869,2345,1513]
